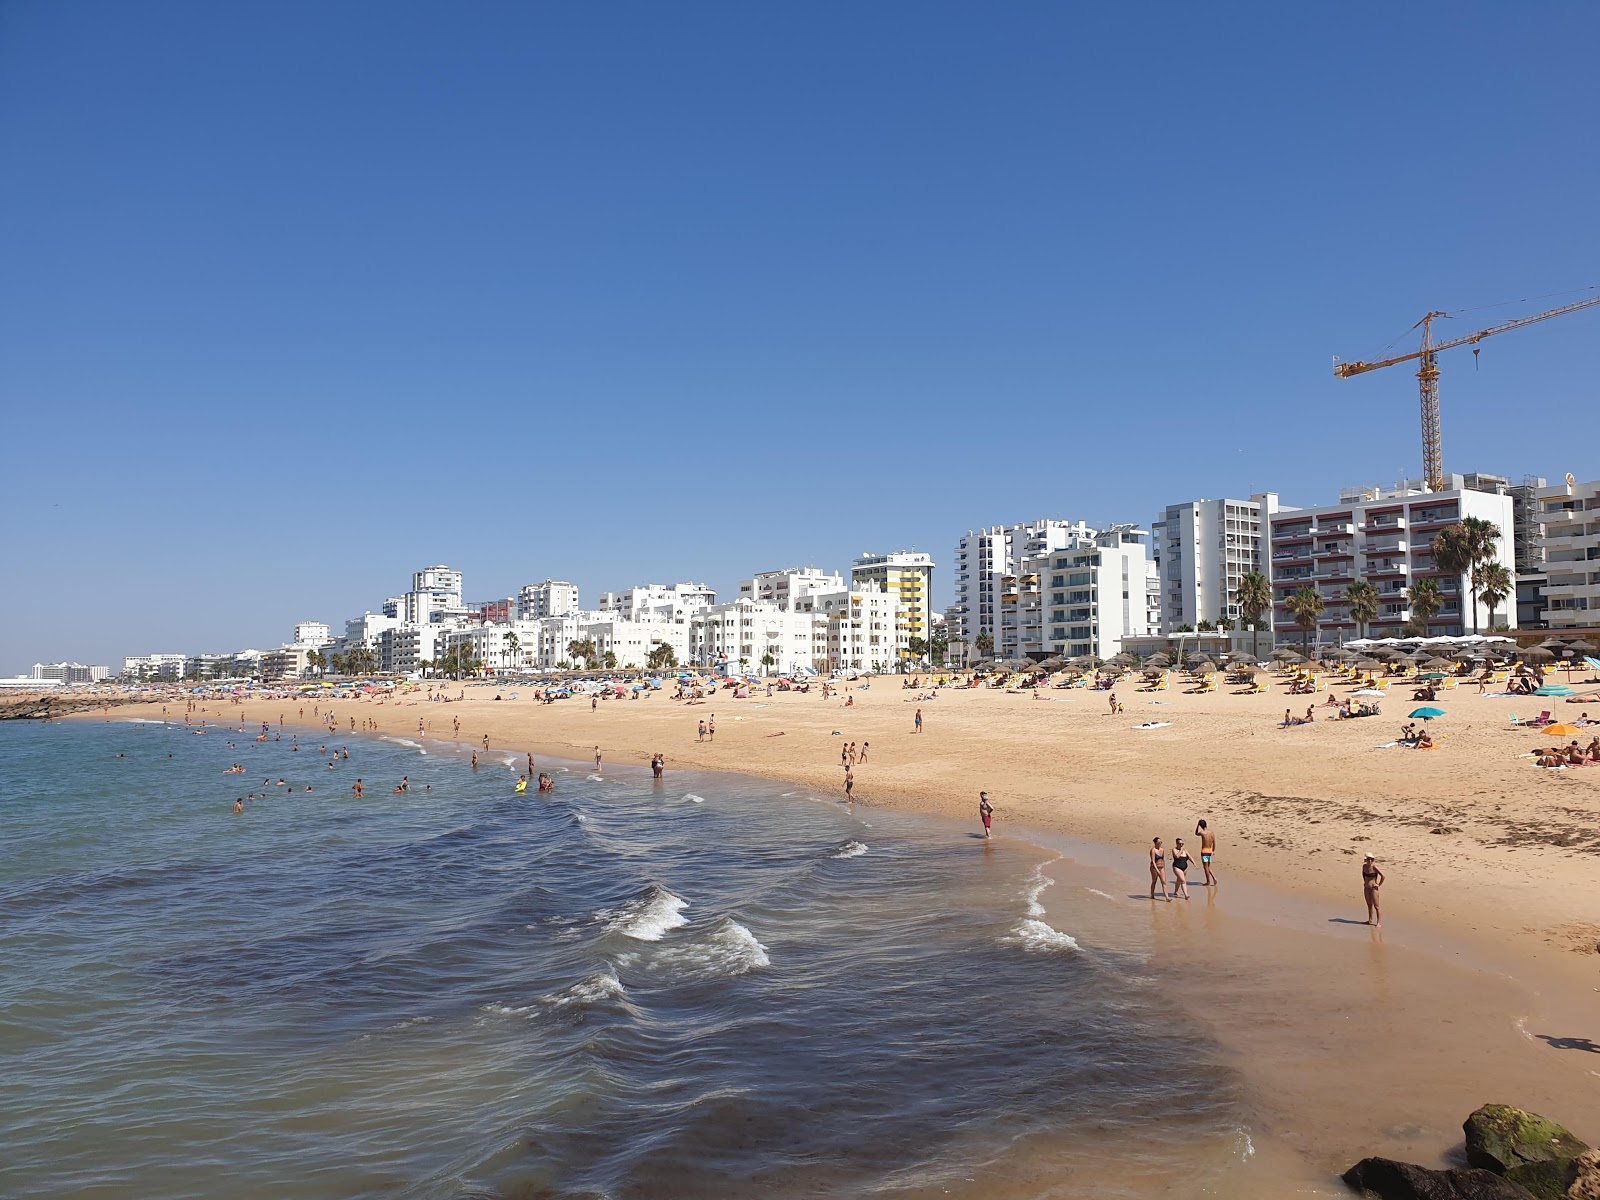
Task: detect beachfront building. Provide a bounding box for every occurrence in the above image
[1533,476,1600,631]
[259,645,313,680]
[121,653,187,680]
[738,568,845,611]
[851,551,934,654]
[1153,494,1286,633]
[345,612,404,654]
[689,599,828,676]
[293,622,331,647]
[516,580,580,621]
[951,520,1097,661]
[1267,479,1517,647]
[801,588,908,673]
[399,565,465,625]
[598,582,716,620]
[579,616,691,671]
[384,623,452,676]
[1000,524,1158,660]
[30,662,110,683]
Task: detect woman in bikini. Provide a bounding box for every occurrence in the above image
[1149,837,1169,901]
[1362,854,1384,926]
[1170,838,1192,899]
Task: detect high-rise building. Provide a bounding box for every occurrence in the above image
[851,551,934,653]
[1267,478,1516,646]
[739,568,845,611]
[598,582,717,621]
[1153,494,1285,633]
[294,621,331,647]
[1000,524,1157,659]
[1533,476,1600,632]
[516,580,580,621]
[952,520,1097,657]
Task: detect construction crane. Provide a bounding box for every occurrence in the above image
[1333,290,1600,493]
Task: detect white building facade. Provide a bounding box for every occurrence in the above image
[294,621,332,647]
[1153,493,1284,632]
[739,568,845,611]
[952,520,1097,658]
[851,551,935,652]
[1535,477,1600,631]
[517,580,580,621]
[1001,524,1157,659]
[690,599,828,675]
[803,588,908,673]
[1268,482,1517,645]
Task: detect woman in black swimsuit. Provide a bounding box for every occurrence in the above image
[1149,838,1169,901]
[1170,838,1192,900]
[1362,854,1384,926]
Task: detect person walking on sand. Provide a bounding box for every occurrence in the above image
[844,767,855,801]
[1108,692,1118,716]
[1149,838,1169,901]
[860,741,869,763]
[594,746,602,773]
[1194,819,1217,886]
[979,791,994,839]
[1170,838,1192,899]
[482,734,489,750]
[698,719,706,742]
[708,715,716,741]
[1362,854,1384,927]
[914,708,923,734]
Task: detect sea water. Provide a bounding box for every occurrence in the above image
[0,719,1261,1199]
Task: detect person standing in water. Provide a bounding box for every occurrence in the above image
[843,767,854,801]
[1362,854,1384,927]
[1194,819,1218,887]
[1170,838,1192,899]
[1149,838,1169,901]
[594,746,602,773]
[978,792,994,839]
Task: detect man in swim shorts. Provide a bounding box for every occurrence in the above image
[1194,818,1217,886]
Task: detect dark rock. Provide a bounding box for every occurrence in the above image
[1462,1104,1590,1174]
[1341,1156,1535,1199]
[1502,1158,1578,1199]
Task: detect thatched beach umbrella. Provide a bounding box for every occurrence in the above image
[1517,645,1556,662]
[1072,654,1102,668]
[1272,649,1303,662]
[1192,660,1217,675]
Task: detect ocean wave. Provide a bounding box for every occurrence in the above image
[637,918,770,982]
[1085,888,1115,901]
[587,773,604,782]
[1023,855,1061,917]
[1006,918,1079,954]
[601,885,689,942]
[684,793,705,804]
[382,737,427,754]
[541,968,627,1011]
[121,717,167,724]
[828,840,868,859]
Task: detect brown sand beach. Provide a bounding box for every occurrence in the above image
[86,670,1600,1190]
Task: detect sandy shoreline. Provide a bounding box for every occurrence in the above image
[67,674,1600,1185]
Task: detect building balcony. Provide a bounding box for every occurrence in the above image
[1318,522,1355,535]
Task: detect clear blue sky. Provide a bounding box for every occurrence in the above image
[3,1,1597,668]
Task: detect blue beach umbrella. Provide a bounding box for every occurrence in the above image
[1408,707,1447,720]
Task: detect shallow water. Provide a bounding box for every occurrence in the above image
[0,719,1272,1198]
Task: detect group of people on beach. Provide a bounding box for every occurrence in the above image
[1148,821,1219,900]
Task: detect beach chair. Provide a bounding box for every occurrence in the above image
[1530,710,1553,726]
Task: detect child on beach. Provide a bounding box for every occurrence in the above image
[979,792,993,839]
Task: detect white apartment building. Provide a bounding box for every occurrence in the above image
[1000,524,1157,659]
[690,599,828,675]
[345,612,404,652]
[1268,481,1516,645]
[122,653,187,680]
[851,551,934,650]
[384,623,452,676]
[599,582,716,620]
[259,645,312,680]
[413,565,462,594]
[517,580,580,621]
[580,616,690,670]
[31,662,110,683]
[400,564,465,625]
[294,621,331,647]
[444,624,540,674]
[952,520,1097,658]
[739,568,845,610]
[1535,476,1600,631]
[1153,493,1285,632]
[803,588,908,673]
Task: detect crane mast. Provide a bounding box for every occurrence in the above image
[1334,291,1600,493]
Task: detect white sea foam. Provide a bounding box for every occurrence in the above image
[382,737,427,754]
[641,919,770,981]
[601,886,689,941]
[1007,918,1080,954]
[684,793,706,804]
[481,1001,536,1017]
[1085,888,1115,901]
[828,840,868,859]
[122,717,167,724]
[542,968,627,1010]
[587,773,604,782]
[1023,855,1061,917]
[1234,1127,1255,1160]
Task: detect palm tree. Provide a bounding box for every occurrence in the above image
[1407,577,1442,635]
[1346,578,1379,639]
[566,639,596,670]
[975,632,994,659]
[1236,571,1272,660]
[505,632,520,674]
[1477,561,1512,630]
[761,652,776,675]
[1461,515,1502,634]
[646,641,677,671]
[1429,524,1474,633]
[1285,585,1324,657]
[602,650,618,671]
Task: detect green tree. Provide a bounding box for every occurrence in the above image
[907,635,928,660]
[1430,525,1475,632]
[760,652,776,675]
[1285,585,1324,657]
[975,632,994,658]
[1196,619,1215,632]
[505,631,520,673]
[1407,577,1442,636]
[1174,623,1194,633]
[929,630,949,665]
[566,639,597,670]
[1236,571,1273,660]
[646,641,678,671]
[602,650,618,671]
[1477,561,1512,630]
[1461,515,1502,634]
[1345,578,1379,639]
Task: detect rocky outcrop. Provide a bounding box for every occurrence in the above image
[1342,1157,1535,1199]
[1464,1104,1590,1175]
[1502,1158,1579,1200]
[0,695,136,721]
[1566,1150,1600,1200]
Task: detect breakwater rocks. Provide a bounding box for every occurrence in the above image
[1344,1104,1597,1199]
[0,694,137,721]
